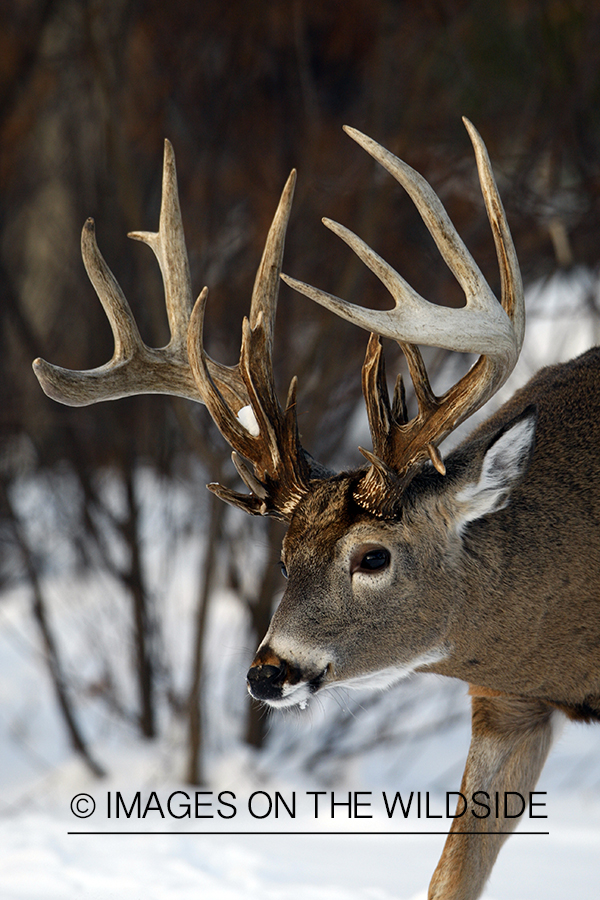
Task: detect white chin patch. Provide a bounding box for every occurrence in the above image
[263,682,313,710]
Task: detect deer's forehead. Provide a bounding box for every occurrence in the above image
[284,480,355,546]
[283,477,393,555]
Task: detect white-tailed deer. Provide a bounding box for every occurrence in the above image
[34,120,600,900]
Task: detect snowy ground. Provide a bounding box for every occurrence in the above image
[2,269,600,898]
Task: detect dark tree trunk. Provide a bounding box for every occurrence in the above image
[186,490,225,784]
[122,467,155,739]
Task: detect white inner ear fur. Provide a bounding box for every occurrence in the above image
[455,416,536,530]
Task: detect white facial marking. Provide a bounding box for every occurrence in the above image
[264,633,333,674]
[338,647,449,692]
[263,681,313,709]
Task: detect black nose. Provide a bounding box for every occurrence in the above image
[247,661,287,701]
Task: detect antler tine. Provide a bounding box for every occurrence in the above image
[461,116,524,348]
[187,168,297,439]
[128,139,193,354]
[248,169,297,338]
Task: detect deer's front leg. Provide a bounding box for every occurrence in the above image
[428,690,557,900]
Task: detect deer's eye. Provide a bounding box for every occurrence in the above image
[279,561,289,579]
[352,547,391,574]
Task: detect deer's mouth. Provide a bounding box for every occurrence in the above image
[246,658,330,708]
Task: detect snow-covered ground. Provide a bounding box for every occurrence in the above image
[1,269,600,898]
[1,752,599,899]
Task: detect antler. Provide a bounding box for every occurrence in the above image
[34,142,235,410]
[282,118,524,515]
[33,121,524,522]
[33,141,313,520]
[188,174,316,520]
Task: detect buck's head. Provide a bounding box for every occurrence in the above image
[246,394,536,708]
[247,472,456,708]
[32,119,528,710]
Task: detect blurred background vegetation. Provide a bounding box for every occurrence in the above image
[1,0,599,786]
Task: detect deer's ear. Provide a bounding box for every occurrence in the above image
[453,407,537,529]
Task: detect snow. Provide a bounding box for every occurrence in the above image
[2,269,600,898]
[236,405,260,436]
